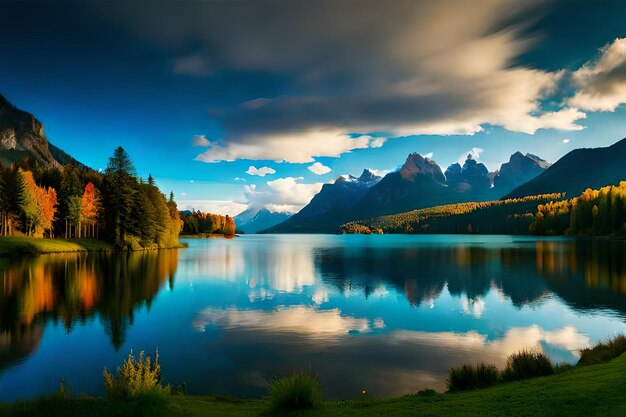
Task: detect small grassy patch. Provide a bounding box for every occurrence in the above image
[267,372,322,410]
[447,363,499,392]
[501,350,554,382]
[578,334,626,365]
[103,350,170,399]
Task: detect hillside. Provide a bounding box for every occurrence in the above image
[0,93,82,168]
[505,138,626,199]
[342,193,564,235]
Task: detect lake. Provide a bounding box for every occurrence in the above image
[1,234,626,401]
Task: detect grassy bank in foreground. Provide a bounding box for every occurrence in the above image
[0,237,187,256]
[3,353,625,417]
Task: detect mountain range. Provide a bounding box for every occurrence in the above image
[0,94,81,168]
[266,151,552,233]
[234,208,291,234]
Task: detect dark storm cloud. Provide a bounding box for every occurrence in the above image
[96,0,586,162]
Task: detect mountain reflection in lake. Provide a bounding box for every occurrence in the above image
[1,235,626,401]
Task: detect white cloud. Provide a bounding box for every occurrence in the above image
[193,306,371,341]
[195,130,384,163]
[246,166,276,177]
[563,138,571,144]
[424,152,434,159]
[234,177,247,181]
[244,177,324,213]
[570,38,626,111]
[308,162,331,175]
[458,147,484,165]
[192,135,211,147]
[177,199,247,217]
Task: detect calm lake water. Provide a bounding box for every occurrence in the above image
[1,235,626,401]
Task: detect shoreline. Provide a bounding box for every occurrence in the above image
[1,353,625,416]
[0,236,187,257]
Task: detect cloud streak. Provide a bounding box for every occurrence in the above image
[246,166,276,177]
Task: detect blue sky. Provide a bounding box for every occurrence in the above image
[2,1,626,215]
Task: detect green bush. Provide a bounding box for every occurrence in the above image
[553,362,573,374]
[103,350,170,398]
[578,335,626,365]
[501,350,554,382]
[267,372,321,410]
[446,363,499,392]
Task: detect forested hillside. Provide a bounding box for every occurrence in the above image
[531,182,626,236]
[342,194,564,235]
[0,147,182,249]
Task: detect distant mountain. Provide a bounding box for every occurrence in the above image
[265,169,382,233]
[346,153,466,219]
[445,154,491,195]
[0,93,82,168]
[505,138,626,199]
[268,150,551,234]
[234,208,291,234]
[492,152,550,196]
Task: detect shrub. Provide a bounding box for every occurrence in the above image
[501,350,554,382]
[416,388,437,397]
[446,363,499,392]
[578,335,626,365]
[267,372,321,410]
[103,350,170,398]
[553,362,573,374]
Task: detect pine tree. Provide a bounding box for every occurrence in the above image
[0,165,25,236]
[103,147,138,248]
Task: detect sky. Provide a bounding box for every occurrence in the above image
[2,0,626,216]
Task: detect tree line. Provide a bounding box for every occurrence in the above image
[342,194,564,235]
[531,182,626,236]
[180,211,236,236]
[0,147,182,249]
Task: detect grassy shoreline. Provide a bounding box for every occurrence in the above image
[0,236,185,257]
[2,353,625,416]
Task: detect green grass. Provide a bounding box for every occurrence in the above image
[578,334,626,365]
[2,353,626,417]
[501,350,554,382]
[267,373,321,410]
[0,236,186,256]
[0,237,113,256]
[447,362,500,392]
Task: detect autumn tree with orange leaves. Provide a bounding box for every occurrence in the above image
[20,169,58,237]
[80,182,100,238]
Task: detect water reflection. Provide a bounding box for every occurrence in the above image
[0,250,178,371]
[1,236,626,400]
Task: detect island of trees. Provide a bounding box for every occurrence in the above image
[0,147,183,250]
